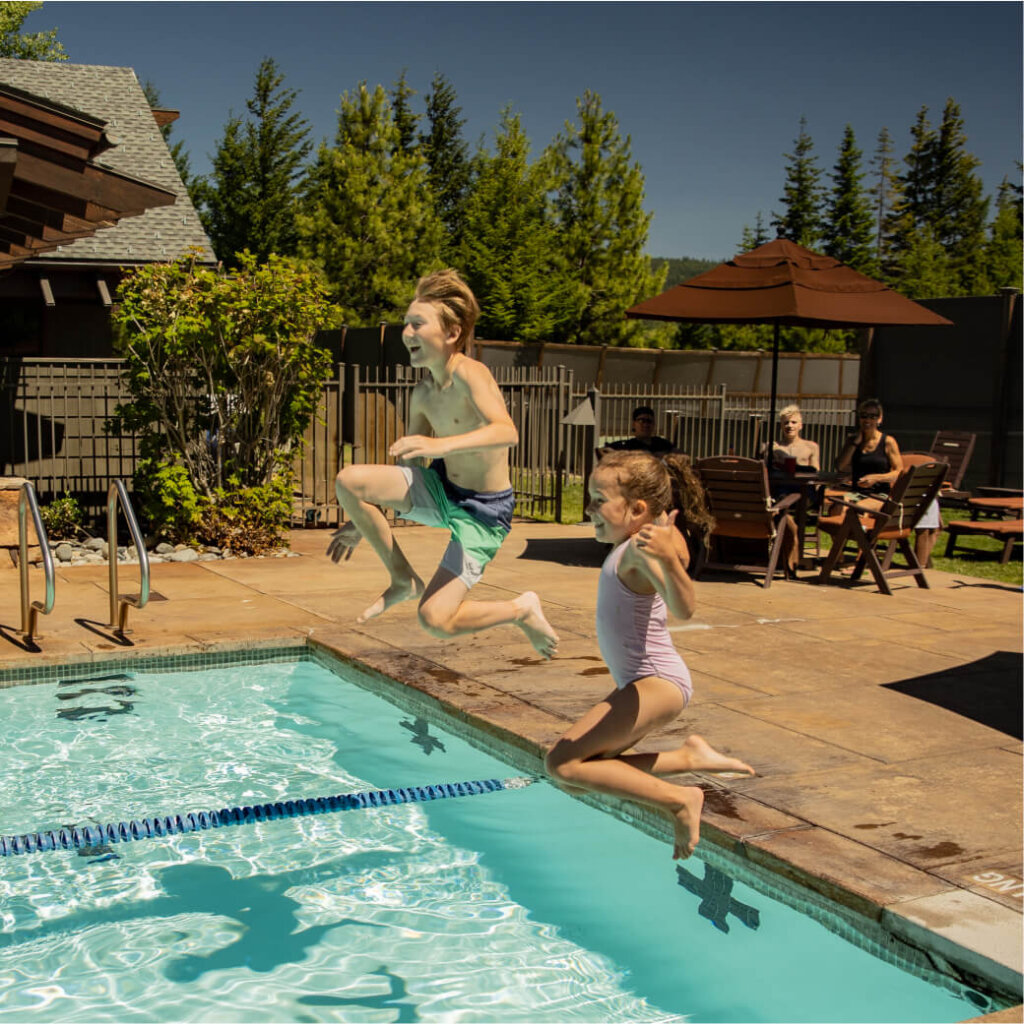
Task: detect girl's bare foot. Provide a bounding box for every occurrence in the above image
[671,786,705,859]
[356,573,425,624]
[677,735,755,777]
[513,591,559,659]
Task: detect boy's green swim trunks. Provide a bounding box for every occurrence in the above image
[397,458,514,588]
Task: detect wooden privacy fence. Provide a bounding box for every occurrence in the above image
[1,358,855,526]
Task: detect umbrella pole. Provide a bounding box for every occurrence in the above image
[766,323,780,465]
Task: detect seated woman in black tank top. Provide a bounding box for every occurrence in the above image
[837,398,903,496]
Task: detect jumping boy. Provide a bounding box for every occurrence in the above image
[328,269,559,659]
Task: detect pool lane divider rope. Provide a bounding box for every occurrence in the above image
[0,776,537,858]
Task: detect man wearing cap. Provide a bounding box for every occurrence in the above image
[607,406,675,454]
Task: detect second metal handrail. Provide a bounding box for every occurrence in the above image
[107,480,150,634]
[19,481,55,641]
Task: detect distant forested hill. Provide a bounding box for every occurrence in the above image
[650,257,720,288]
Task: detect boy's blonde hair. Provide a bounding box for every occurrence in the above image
[779,404,802,421]
[414,269,480,353]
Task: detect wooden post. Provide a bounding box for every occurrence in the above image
[989,288,1019,486]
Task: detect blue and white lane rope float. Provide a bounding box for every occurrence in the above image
[0,776,537,858]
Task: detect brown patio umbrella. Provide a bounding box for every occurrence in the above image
[625,239,953,459]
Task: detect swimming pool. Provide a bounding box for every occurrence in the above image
[0,648,990,1022]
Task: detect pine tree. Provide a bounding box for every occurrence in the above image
[983,173,1023,291]
[888,100,989,295]
[142,80,197,200]
[738,212,769,252]
[420,72,471,258]
[893,225,957,299]
[869,127,901,276]
[544,90,665,345]
[298,83,442,325]
[0,1,65,59]
[199,58,311,266]
[391,69,419,154]
[771,117,825,248]
[822,125,876,274]
[931,98,989,293]
[458,109,574,341]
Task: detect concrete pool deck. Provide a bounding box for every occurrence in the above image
[1,521,1021,1016]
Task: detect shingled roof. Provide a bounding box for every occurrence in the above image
[0,58,214,265]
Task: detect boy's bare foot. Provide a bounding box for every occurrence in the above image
[678,734,755,777]
[356,574,425,624]
[671,786,705,859]
[513,591,559,659]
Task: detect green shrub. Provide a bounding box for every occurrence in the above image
[111,252,333,543]
[195,476,293,555]
[133,459,202,545]
[39,493,84,540]
[134,460,292,555]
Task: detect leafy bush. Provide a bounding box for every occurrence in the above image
[195,477,293,555]
[133,459,202,545]
[39,493,84,540]
[110,251,334,543]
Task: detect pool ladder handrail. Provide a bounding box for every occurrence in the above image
[107,480,150,634]
[18,481,55,641]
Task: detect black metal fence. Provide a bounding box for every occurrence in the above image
[1,357,856,526]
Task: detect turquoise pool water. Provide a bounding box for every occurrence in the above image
[0,653,984,1023]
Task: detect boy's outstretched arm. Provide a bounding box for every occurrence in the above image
[389,361,518,462]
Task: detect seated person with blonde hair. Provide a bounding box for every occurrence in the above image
[762,404,820,472]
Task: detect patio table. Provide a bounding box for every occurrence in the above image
[769,470,845,570]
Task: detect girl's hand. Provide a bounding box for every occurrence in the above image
[858,474,878,488]
[632,509,679,563]
[390,434,444,462]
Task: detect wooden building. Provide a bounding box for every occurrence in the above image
[0,58,215,357]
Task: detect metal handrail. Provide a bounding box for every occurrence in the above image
[19,481,55,641]
[107,480,150,634]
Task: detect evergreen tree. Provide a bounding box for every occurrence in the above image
[391,69,419,154]
[738,212,769,252]
[893,225,957,299]
[458,109,574,342]
[199,58,311,266]
[544,90,665,345]
[142,80,197,200]
[771,116,825,247]
[420,72,471,257]
[869,127,901,276]
[822,125,876,273]
[0,1,65,59]
[888,100,989,295]
[930,98,989,293]
[298,82,442,325]
[983,173,1023,291]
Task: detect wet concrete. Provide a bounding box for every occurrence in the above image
[1,521,1021,1010]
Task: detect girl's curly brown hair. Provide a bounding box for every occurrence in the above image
[597,450,715,545]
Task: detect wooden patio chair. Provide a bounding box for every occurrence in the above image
[816,460,947,595]
[928,430,976,491]
[695,456,800,589]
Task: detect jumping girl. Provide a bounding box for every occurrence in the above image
[545,451,754,859]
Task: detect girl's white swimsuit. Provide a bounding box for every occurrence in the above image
[596,539,693,703]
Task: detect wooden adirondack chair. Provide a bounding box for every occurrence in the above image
[817,460,947,595]
[695,456,800,589]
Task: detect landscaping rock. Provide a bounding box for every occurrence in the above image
[169,548,199,563]
[155,543,175,555]
[55,543,74,562]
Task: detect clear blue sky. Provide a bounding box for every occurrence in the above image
[39,1,1024,259]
